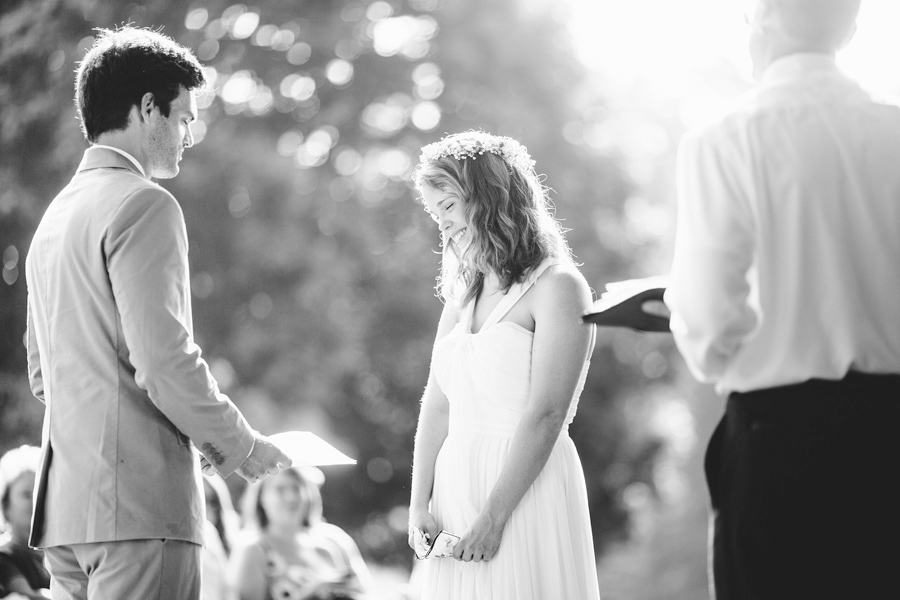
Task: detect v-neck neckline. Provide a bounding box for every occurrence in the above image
[465,260,557,335]
[468,288,507,335]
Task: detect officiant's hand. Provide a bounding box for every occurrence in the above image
[234,434,292,483]
[641,300,670,318]
[601,276,671,319]
[453,512,504,563]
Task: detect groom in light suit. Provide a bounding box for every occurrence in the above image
[25,26,291,599]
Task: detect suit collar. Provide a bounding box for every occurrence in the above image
[78,146,147,178]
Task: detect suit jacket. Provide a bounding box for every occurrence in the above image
[25,147,255,548]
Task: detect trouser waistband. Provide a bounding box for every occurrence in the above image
[728,371,900,421]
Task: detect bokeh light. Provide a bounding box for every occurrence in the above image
[410,101,440,131]
[184,7,208,30]
[276,131,304,157]
[361,93,412,137]
[325,59,354,87]
[286,42,311,65]
[231,11,260,40]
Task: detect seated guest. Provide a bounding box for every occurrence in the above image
[0,445,49,599]
[230,466,373,600]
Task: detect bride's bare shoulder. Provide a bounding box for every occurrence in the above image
[534,263,591,302]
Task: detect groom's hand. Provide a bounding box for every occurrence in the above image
[235,434,292,483]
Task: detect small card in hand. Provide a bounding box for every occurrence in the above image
[414,529,460,559]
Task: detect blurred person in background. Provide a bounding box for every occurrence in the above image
[202,476,240,600]
[24,25,290,600]
[230,466,373,600]
[0,445,49,599]
[407,131,600,599]
[665,0,900,598]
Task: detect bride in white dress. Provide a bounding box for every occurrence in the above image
[407,131,602,600]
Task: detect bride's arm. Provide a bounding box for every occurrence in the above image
[453,265,593,562]
[408,301,458,549]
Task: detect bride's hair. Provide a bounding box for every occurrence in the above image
[413,132,572,304]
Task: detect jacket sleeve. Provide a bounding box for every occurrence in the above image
[105,185,254,477]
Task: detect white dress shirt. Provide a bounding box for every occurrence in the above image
[666,53,900,394]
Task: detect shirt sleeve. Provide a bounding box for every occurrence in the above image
[665,127,759,384]
[105,186,254,476]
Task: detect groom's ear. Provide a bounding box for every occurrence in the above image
[137,92,157,124]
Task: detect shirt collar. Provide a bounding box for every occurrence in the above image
[90,144,147,178]
[759,53,841,88]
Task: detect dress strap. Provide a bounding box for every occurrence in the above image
[482,259,560,330]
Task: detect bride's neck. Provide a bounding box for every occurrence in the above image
[481,272,502,295]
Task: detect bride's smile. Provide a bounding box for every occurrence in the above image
[449,227,467,244]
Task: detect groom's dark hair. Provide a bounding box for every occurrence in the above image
[75,26,206,143]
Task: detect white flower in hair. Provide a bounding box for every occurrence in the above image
[419,130,536,175]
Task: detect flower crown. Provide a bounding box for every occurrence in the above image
[418,131,536,176]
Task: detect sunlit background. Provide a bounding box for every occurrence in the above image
[2,1,898,599]
[568,0,900,266]
[572,0,900,102]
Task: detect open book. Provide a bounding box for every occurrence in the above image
[581,275,670,333]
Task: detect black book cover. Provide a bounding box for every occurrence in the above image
[582,278,670,333]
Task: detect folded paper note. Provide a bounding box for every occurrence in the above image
[268,431,356,467]
[414,529,460,560]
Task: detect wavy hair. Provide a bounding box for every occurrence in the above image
[413,141,572,304]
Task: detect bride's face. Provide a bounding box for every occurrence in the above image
[421,185,471,249]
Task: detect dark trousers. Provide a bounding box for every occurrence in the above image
[706,372,900,600]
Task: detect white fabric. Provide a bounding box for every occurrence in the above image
[666,53,900,394]
[421,260,601,600]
